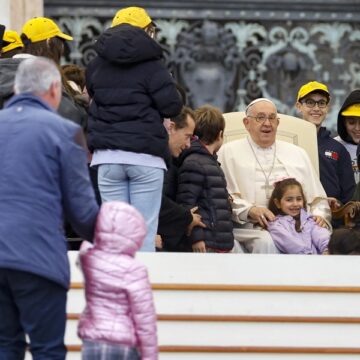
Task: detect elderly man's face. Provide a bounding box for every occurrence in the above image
[243,101,279,148]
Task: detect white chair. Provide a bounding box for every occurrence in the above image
[222,111,360,226]
[222,111,319,176]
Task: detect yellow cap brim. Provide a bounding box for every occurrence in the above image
[341,104,360,117]
[56,32,73,41]
[2,42,23,53]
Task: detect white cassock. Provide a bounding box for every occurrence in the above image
[218,137,331,254]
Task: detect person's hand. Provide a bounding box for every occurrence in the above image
[312,215,327,228]
[322,249,329,255]
[186,206,206,236]
[248,206,275,228]
[155,234,163,249]
[327,197,341,210]
[192,240,206,253]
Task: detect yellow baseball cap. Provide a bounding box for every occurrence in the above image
[297,81,330,101]
[2,30,23,53]
[21,17,73,43]
[111,7,153,28]
[341,104,360,117]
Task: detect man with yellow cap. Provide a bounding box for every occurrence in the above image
[1,30,23,58]
[335,89,360,185]
[296,81,355,206]
[87,7,182,252]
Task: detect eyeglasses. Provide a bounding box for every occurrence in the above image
[301,99,328,108]
[247,113,279,124]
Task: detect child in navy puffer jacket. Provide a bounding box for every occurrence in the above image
[78,201,157,360]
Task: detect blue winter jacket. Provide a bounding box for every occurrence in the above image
[0,94,99,288]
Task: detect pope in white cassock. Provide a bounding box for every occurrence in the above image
[217,98,331,253]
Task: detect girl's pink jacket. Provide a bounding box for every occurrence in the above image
[77,201,158,360]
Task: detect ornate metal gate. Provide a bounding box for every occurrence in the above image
[45,0,360,132]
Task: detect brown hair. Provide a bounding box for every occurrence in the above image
[171,106,195,129]
[194,105,225,144]
[328,228,360,255]
[20,35,79,99]
[268,178,307,232]
[20,34,64,64]
[62,64,86,91]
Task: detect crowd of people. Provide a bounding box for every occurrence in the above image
[1,5,360,360]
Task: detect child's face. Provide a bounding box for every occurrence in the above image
[344,117,360,144]
[274,186,304,217]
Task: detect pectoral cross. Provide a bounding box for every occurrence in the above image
[261,179,273,199]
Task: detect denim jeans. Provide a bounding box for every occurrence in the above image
[98,164,164,252]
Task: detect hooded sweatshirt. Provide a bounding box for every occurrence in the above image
[334,89,360,183]
[78,201,158,360]
[86,24,182,158]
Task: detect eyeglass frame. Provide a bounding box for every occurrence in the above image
[246,113,279,124]
[300,98,329,108]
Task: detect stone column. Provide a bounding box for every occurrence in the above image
[0,0,43,33]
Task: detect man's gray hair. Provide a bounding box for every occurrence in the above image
[14,57,61,95]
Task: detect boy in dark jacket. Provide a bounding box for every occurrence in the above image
[176,105,234,252]
[296,81,355,206]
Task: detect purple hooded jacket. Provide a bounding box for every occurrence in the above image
[78,201,158,359]
[267,208,330,254]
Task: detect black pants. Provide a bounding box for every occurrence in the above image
[0,269,67,360]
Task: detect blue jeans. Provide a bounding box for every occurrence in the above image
[98,164,164,252]
[0,269,67,360]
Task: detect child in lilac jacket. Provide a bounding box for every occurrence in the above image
[267,178,330,254]
[78,201,158,360]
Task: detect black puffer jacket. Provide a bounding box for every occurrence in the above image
[158,158,193,252]
[86,24,182,158]
[176,140,234,251]
[337,89,360,144]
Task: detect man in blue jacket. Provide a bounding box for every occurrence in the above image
[0,57,99,359]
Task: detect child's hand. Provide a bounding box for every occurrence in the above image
[192,241,206,253]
